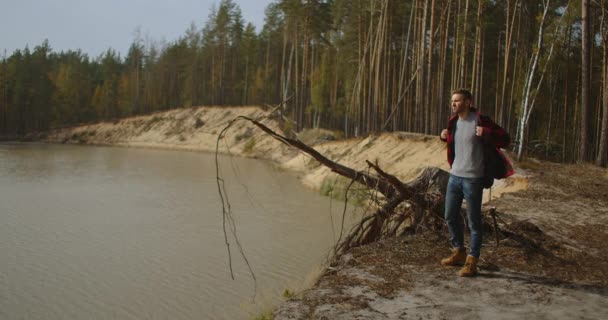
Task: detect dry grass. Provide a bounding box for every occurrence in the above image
[517,157,542,170]
[296,128,337,145]
[289,218,608,318]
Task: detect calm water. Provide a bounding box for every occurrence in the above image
[0,143,353,319]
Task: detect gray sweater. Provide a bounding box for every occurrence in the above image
[450,112,484,178]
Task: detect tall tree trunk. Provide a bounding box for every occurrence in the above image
[471,0,483,106]
[284,42,295,115]
[597,1,608,167]
[452,0,461,90]
[372,0,388,133]
[403,2,416,132]
[280,28,288,106]
[563,25,572,163]
[294,27,300,130]
[574,66,581,161]
[479,33,485,111]
[495,32,502,121]
[300,31,309,129]
[507,9,523,132]
[415,0,425,132]
[460,0,470,87]
[499,0,519,126]
[546,69,555,158]
[424,0,435,134]
[243,56,249,105]
[438,2,451,131]
[580,0,591,162]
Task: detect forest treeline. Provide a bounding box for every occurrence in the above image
[1,0,607,165]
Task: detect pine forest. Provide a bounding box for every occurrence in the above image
[1,0,607,165]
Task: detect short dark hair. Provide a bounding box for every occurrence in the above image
[451,88,473,101]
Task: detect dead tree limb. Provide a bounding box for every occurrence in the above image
[216,105,451,267]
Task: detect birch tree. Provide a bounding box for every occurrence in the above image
[516,0,570,161]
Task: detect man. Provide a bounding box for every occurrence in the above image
[439,89,513,277]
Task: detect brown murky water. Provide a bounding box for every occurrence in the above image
[0,143,353,319]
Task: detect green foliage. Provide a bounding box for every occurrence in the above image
[282,288,296,299]
[297,128,336,145]
[165,116,186,137]
[279,119,296,139]
[142,116,163,132]
[252,310,273,320]
[332,130,345,140]
[194,117,205,129]
[518,158,542,171]
[70,131,88,144]
[243,137,256,153]
[320,175,367,206]
[235,127,254,142]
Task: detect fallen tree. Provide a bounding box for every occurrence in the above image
[215,107,451,285]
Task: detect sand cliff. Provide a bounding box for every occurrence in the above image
[45,105,525,203]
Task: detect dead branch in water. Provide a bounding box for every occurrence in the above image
[215,105,453,289]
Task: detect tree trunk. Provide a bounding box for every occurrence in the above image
[243,57,249,105]
[438,2,451,131]
[546,69,555,158]
[452,0,461,90]
[563,25,572,162]
[580,0,591,162]
[460,0,470,87]
[499,0,518,126]
[597,1,608,167]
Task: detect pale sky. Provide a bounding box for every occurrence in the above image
[0,0,273,58]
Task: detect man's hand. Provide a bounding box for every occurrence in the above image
[475,126,485,137]
[441,129,448,140]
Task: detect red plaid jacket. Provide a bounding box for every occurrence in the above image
[440,108,514,179]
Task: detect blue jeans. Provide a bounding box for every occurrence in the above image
[445,175,484,258]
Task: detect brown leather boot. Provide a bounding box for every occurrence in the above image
[440,247,467,266]
[458,255,479,277]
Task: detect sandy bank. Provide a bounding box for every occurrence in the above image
[45,106,525,203]
[46,106,294,162]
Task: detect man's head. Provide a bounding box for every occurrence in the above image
[450,89,473,114]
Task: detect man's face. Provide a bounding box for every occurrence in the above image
[451,93,471,114]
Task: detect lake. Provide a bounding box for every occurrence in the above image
[0,143,355,319]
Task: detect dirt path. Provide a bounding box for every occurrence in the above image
[276,234,608,320]
[275,160,608,320]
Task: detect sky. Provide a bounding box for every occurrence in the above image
[0,0,273,58]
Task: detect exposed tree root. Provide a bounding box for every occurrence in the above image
[333,166,450,255]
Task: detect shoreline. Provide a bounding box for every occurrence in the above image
[40,105,526,201]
